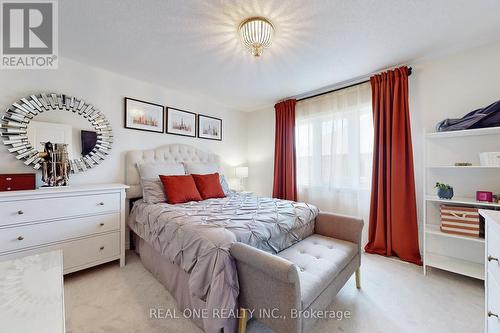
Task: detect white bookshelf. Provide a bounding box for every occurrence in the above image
[423,127,500,280]
[425,224,485,244]
[425,126,500,139]
[427,166,500,169]
[426,195,500,208]
[425,253,484,280]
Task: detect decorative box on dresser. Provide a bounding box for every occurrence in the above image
[482,209,500,332]
[0,184,129,274]
[0,173,35,191]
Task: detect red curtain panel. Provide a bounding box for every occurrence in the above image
[272,99,297,201]
[364,66,422,265]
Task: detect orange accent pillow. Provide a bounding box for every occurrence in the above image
[159,175,202,204]
[192,173,226,200]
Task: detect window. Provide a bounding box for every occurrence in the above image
[295,82,372,238]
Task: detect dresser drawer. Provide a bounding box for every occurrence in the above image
[62,232,120,271]
[0,232,120,273]
[488,271,500,332]
[487,219,500,283]
[0,192,120,226]
[0,213,120,254]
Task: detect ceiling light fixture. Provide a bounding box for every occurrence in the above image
[238,17,274,57]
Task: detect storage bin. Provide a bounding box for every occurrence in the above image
[440,205,480,238]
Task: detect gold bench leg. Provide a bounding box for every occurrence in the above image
[355,268,361,289]
[238,308,248,333]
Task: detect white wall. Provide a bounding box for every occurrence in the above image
[0,57,248,186]
[246,40,500,244]
[246,107,275,196]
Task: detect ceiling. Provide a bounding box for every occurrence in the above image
[61,0,500,111]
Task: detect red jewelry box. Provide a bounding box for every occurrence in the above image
[0,173,36,191]
[476,191,493,202]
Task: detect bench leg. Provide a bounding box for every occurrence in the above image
[238,308,249,333]
[355,268,361,289]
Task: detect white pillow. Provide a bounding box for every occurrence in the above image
[140,179,167,204]
[137,162,185,203]
[183,162,219,175]
[219,174,231,196]
[138,162,185,179]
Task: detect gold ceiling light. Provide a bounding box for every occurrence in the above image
[238,17,275,57]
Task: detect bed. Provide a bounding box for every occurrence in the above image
[125,144,346,333]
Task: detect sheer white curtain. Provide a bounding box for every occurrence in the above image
[296,82,372,245]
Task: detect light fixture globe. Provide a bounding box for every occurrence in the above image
[238,17,274,57]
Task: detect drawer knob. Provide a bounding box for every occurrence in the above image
[488,255,499,263]
[99,246,105,251]
[99,223,105,227]
[5,177,12,181]
[17,210,24,215]
[488,311,499,319]
[7,187,11,191]
[98,202,104,206]
[17,236,24,241]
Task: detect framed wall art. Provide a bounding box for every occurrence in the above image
[124,97,164,133]
[198,115,222,141]
[166,107,196,137]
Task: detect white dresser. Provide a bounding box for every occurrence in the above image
[0,184,128,274]
[0,250,65,333]
[481,209,500,332]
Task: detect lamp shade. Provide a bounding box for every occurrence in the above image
[235,166,249,179]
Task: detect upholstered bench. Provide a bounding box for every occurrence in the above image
[231,212,363,333]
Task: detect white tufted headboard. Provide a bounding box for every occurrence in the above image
[125,144,220,198]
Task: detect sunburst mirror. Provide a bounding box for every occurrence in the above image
[0,93,113,173]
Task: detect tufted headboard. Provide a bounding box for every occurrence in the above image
[125,144,220,198]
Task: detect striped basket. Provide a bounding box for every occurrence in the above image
[440,205,480,238]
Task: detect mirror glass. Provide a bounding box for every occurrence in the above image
[26,110,97,160]
[2,93,113,173]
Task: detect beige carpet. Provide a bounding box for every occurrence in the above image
[64,251,484,333]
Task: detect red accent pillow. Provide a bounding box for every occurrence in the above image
[192,173,226,200]
[159,175,202,204]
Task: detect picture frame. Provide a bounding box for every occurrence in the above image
[198,115,222,141]
[124,97,164,133]
[166,107,197,137]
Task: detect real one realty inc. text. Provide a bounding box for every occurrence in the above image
[149,307,352,320]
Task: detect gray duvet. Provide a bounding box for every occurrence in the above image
[128,192,319,333]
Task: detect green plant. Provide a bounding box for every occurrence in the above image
[435,182,452,189]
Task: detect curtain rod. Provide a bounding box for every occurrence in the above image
[297,67,413,102]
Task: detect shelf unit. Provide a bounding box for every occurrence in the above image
[425,224,485,244]
[425,253,484,280]
[426,196,500,208]
[425,126,500,139]
[423,127,500,280]
[426,166,500,169]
